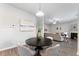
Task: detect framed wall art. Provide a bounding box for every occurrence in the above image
[19,19,36,32]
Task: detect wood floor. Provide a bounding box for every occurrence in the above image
[0,47,19,56]
[59,39,77,56]
[0,39,77,56]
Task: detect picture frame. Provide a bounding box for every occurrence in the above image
[19,19,36,32]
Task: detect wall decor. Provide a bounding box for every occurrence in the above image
[56,27,58,30]
[71,24,77,31]
[19,19,36,32]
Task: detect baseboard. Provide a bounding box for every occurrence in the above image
[0,46,17,52]
[0,42,26,52]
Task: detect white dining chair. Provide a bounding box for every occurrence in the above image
[41,44,60,56]
[18,45,35,56]
[46,36,53,41]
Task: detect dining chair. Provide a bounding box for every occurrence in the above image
[18,45,35,56]
[41,44,60,56]
[46,36,53,41]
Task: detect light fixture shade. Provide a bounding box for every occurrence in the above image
[53,21,56,24]
[49,19,56,24]
[36,11,44,17]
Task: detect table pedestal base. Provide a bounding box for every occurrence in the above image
[34,46,43,56]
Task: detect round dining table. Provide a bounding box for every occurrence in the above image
[25,37,52,56]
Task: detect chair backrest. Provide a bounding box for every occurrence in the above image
[18,45,34,56]
[46,36,53,41]
[44,44,60,56]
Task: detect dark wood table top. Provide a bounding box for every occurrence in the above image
[25,37,52,47]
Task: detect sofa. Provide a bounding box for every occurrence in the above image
[44,33,64,42]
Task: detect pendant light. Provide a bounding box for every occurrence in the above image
[36,4,44,17]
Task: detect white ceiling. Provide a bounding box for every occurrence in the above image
[9,3,79,24]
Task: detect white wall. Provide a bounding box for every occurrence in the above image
[48,23,69,33]
[46,20,78,33]
[77,19,79,55]
[0,4,36,50]
[44,23,68,33]
[45,20,78,39]
[44,24,51,33]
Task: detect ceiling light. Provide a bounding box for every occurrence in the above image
[53,21,56,24]
[36,10,44,17]
[36,3,44,17]
[49,19,57,24]
[53,17,60,21]
[49,19,53,22]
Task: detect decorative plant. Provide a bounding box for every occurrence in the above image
[37,27,42,46]
[36,16,44,46]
